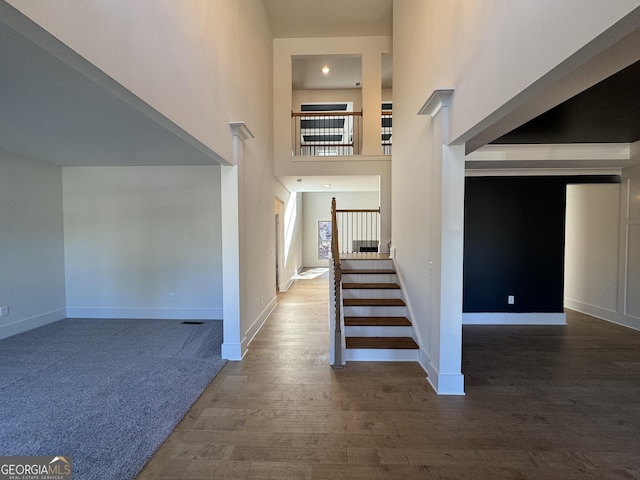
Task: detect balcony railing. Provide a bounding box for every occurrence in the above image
[292,110,392,157]
[292,111,362,156]
[382,110,392,155]
[335,207,381,255]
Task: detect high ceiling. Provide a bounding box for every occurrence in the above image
[262,0,392,39]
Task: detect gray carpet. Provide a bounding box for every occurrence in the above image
[0,318,226,480]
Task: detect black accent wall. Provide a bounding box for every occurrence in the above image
[464,177,568,313]
[463,176,620,313]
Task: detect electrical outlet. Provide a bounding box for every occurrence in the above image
[0,306,8,316]
[508,295,515,305]
[169,293,175,301]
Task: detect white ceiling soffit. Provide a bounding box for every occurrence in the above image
[465,143,637,176]
[262,0,393,38]
[278,175,380,192]
[0,6,224,167]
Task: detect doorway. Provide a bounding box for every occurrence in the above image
[274,198,285,292]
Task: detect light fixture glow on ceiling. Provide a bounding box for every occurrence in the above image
[324,184,332,188]
[322,66,330,75]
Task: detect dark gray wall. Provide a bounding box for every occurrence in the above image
[463,176,619,314]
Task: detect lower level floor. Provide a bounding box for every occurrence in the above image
[139,271,640,480]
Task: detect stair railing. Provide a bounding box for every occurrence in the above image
[330,197,344,368]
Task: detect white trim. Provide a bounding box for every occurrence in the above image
[65,307,222,320]
[420,348,465,395]
[345,348,419,362]
[466,143,631,162]
[292,154,391,162]
[564,299,640,332]
[241,294,278,352]
[221,341,243,360]
[465,168,623,177]
[278,274,296,292]
[229,122,255,142]
[418,89,454,117]
[462,312,567,325]
[0,309,66,340]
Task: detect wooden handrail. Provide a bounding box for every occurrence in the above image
[292,111,363,117]
[331,197,342,368]
[336,208,381,213]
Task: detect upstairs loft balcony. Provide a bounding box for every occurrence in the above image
[291,109,392,157]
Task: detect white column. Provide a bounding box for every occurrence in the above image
[361,51,383,156]
[419,90,465,395]
[221,122,253,360]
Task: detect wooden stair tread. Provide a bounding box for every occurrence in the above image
[346,337,419,349]
[342,283,400,289]
[343,298,406,307]
[344,316,411,326]
[341,269,396,275]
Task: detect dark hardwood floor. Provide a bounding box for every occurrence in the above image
[138,273,640,479]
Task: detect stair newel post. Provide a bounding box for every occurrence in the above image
[331,197,343,368]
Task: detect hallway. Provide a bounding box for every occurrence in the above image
[138,273,640,479]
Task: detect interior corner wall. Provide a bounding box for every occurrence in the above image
[565,178,640,330]
[63,166,223,320]
[302,191,380,267]
[0,152,66,339]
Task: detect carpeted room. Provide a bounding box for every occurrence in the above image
[0,318,226,480]
[0,158,227,479]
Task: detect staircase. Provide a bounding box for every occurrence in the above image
[340,256,419,361]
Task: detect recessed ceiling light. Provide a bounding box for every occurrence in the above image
[324,184,332,188]
[296,178,302,182]
[322,66,330,75]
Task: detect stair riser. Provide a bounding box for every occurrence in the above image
[345,326,414,337]
[341,259,394,271]
[343,306,408,317]
[342,290,403,300]
[345,349,420,362]
[342,274,397,284]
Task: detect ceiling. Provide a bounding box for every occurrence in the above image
[292,54,392,91]
[262,0,392,39]
[278,175,380,193]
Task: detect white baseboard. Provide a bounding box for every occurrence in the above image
[221,341,243,361]
[241,295,278,353]
[279,274,295,292]
[0,309,66,340]
[419,348,465,395]
[462,312,567,325]
[564,298,640,331]
[65,307,223,320]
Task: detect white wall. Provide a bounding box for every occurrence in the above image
[0,152,66,339]
[565,184,621,312]
[302,191,379,267]
[274,182,304,291]
[9,0,277,357]
[63,166,222,319]
[392,0,640,393]
[565,176,640,331]
[7,0,273,165]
